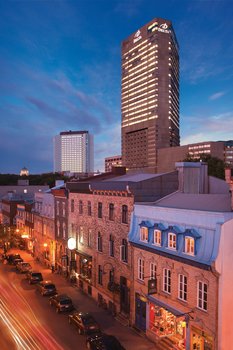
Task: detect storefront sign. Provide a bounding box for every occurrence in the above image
[148,278,157,295]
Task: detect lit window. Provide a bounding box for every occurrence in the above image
[140,227,148,242]
[168,232,176,250]
[185,236,195,255]
[150,263,156,279]
[153,230,161,246]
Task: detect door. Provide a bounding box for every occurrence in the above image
[135,293,147,331]
[120,276,130,314]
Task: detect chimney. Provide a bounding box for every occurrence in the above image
[175,162,208,194]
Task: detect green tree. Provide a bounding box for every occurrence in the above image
[183,154,226,180]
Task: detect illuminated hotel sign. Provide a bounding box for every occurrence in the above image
[147,22,170,34]
[133,30,142,43]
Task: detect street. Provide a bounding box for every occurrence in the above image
[0,248,156,350]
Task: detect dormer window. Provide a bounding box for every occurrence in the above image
[153,229,161,246]
[168,232,176,250]
[185,236,195,255]
[140,227,148,242]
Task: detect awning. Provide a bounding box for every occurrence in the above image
[75,249,92,260]
[147,295,184,317]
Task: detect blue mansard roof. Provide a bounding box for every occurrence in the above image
[128,204,233,269]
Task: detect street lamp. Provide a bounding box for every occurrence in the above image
[67,237,76,282]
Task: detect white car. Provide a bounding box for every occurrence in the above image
[17,262,32,273]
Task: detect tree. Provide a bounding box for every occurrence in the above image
[183,154,226,180]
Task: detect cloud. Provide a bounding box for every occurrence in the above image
[209,91,226,100]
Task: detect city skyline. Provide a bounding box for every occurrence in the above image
[0,0,233,174]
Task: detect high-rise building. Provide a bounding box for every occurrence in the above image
[121,18,179,172]
[53,130,94,173]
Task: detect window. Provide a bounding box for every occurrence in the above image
[109,234,114,257]
[87,201,92,216]
[109,203,114,221]
[97,232,103,252]
[120,239,128,263]
[150,263,156,279]
[57,221,60,237]
[71,199,74,213]
[109,269,114,284]
[62,202,65,217]
[56,202,59,215]
[122,205,128,224]
[153,229,161,246]
[163,268,171,294]
[168,232,176,250]
[79,226,84,245]
[140,227,148,242]
[197,281,207,311]
[185,236,195,255]
[98,265,103,285]
[98,202,102,218]
[178,274,187,301]
[79,200,83,215]
[63,223,66,239]
[88,229,92,247]
[138,258,144,281]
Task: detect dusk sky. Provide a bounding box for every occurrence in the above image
[1,0,233,174]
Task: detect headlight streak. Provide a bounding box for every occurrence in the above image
[0,276,65,350]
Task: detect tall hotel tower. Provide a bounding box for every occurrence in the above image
[121,18,179,172]
[53,130,94,173]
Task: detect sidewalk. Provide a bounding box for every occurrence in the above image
[15,249,156,350]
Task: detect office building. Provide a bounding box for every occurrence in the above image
[121,18,179,172]
[53,131,94,173]
[105,155,122,172]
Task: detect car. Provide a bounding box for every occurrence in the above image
[86,333,126,350]
[26,271,43,284]
[7,254,21,264]
[17,262,32,273]
[68,311,100,335]
[36,281,57,296]
[13,257,24,266]
[49,294,74,313]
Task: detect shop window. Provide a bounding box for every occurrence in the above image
[153,229,161,246]
[98,202,102,218]
[138,258,144,281]
[109,203,114,221]
[163,268,171,294]
[168,232,176,250]
[87,201,92,216]
[97,232,103,252]
[122,205,128,224]
[178,274,187,301]
[185,236,195,255]
[140,227,148,242]
[197,281,207,311]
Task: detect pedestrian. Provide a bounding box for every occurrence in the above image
[51,263,55,273]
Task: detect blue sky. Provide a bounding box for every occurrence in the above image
[0,0,232,174]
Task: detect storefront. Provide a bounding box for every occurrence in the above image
[191,326,213,350]
[147,295,186,349]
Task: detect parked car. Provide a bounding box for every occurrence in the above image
[7,254,21,264]
[17,262,32,273]
[49,294,74,313]
[68,311,100,335]
[26,271,43,284]
[36,281,57,296]
[86,333,126,350]
[13,257,24,266]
